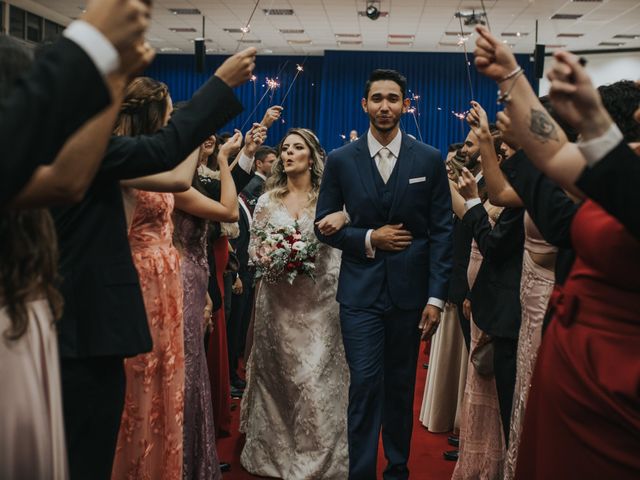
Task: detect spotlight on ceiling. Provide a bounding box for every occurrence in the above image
[366,3,380,20]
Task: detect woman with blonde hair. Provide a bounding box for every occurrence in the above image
[240,128,350,479]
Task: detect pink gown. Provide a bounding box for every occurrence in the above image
[111,190,185,480]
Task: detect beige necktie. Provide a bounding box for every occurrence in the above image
[377,147,393,184]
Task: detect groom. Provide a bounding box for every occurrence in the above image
[315,69,452,479]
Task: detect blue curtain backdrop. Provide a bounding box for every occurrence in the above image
[146,50,537,154]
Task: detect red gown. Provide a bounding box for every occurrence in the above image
[206,236,232,437]
[515,200,640,479]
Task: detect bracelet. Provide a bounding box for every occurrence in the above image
[497,69,525,105]
[498,66,523,84]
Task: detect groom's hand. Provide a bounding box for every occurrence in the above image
[419,304,442,340]
[370,224,413,251]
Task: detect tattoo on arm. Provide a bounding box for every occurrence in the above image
[529,108,559,143]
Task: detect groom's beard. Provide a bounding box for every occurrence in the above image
[370,114,400,133]
[464,150,481,171]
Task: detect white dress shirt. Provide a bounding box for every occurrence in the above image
[237,151,255,174]
[63,20,119,77]
[364,129,444,310]
[464,172,484,211]
[254,171,267,181]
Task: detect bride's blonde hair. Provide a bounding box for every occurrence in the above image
[264,128,326,206]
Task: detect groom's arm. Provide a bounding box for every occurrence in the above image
[427,156,454,301]
[315,154,370,259]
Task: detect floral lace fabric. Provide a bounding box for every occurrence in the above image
[240,193,349,479]
[111,190,184,480]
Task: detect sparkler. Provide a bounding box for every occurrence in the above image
[280,64,304,105]
[407,106,424,142]
[241,76,280,129]
[235,0,261,52]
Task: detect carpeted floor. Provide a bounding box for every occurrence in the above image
[217,345,456,479]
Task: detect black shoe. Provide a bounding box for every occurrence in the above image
[230,386,244,399]
[423,362,429,369]
[231,378,246,389]
[443,450,459,461]
[220,462,231,473]
[448,435,459,447]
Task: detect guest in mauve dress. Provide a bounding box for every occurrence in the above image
[173,133,242,479]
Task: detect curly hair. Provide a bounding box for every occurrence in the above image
[264,128,326,206]
[598,80,640,143]
[113,77,170,136]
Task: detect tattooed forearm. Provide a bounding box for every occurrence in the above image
[529,108,559,143]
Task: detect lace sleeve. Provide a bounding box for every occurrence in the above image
[248,193,271,265]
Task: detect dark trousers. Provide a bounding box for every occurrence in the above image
[227,271,254,384]
[454,301,471,352]
[492,336,518,444]
[340,288,422,480]
[60,356,126,480]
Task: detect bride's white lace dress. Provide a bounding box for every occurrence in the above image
[239,192,349,479]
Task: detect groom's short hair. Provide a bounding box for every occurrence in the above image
[363,69,407,100]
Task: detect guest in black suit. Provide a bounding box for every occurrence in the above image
[52,48,256,480]
[457,168,525,443]
[0,0,150,205]
[242,146,277,201]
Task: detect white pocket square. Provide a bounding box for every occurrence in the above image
[409,177,426,184]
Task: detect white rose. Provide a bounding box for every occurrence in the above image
[292,241,306,251]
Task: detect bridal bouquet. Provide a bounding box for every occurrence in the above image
[252,223,319,285]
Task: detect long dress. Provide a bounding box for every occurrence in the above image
[515,200,640,479]
[420,302,468,433]
[453,203,506,480]
[111,190,185,480]
[503,213,556,480]
[173,210,221,480]
[0,299,67,480]
[206,235,232,437]
[239,193,349,479]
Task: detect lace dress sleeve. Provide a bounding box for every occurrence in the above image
[248,193,271,266]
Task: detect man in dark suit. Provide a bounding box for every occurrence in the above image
[242,145,277,201]
[52,48,256,480]
[457,167,524,443]
[0,0,150,205]
[315,69,453,479]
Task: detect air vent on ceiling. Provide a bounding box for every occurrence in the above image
[614,34,639,39]
[439,41,461,46]
[557,33,584,37]
[551,14,583,20]
[599,41,625,46]
[280,29,305,34]
[445,31,472,36]
[388,41,412,46]
[388,34,414,39]
[168,8,201,15]
[223,28,243,33]
[335,33,361,38]
[502,32,528,37]
[160,47,183,52]
[169,27,197,33]
[358,11,389,18]
[546,44,567,48]
[263,9,294,16]
[338,40,362,45]
[288,39,312,44]
[238,39,262,43]
[571,0,603,2]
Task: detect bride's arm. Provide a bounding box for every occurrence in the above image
[315,209,349,236]
[248,194,271,265]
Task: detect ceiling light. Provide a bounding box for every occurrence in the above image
[551,14,583,20]
[366,4,380,21]
[263,9,294,16]
[168,8,201,15]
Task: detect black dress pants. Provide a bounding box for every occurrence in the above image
[61,356,125,480]
[492,336,518,444]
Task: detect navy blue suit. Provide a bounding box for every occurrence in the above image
[315,132,453,479]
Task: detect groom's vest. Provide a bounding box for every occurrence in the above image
[369,155,400,220]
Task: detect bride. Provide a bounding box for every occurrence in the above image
[240,128,349,479]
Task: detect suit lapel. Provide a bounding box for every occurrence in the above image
[388,133,416,220]
[353,136,386,217]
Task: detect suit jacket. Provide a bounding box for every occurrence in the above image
[447,215,473,304]
[464,204,525,339]
[501,150,579,285]
[576,141,640,240]
[1,38,110,205]
[53,76,243,359]
[230,198,251,278]
[242,173,266,203]
[315,133,453,310]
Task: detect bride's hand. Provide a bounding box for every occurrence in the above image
[315,211,348,236]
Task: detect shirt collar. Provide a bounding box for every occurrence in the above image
[255,171,267,181]
[367,128,402,159]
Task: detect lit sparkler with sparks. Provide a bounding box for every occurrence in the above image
[280,64,304,105]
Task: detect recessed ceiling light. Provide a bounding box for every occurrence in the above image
[551,14,583,20]
[280,29,305,34]
[599,41,625,46]
[358,10,389,18]
[238,39,261,44]
[168,8,201,15]
[388,41,413,46]
[445,31,472,36]
[439,41,461,47]
[263,9,294,16]
[338,40,362,45]
[288,39,312,45]
[335,33,361,38]
[557,33,584,37]
[223,28,243,33]
[160,47,182,52]
[169,27,197,33]
[388,34,414,39]
[502,32,529,37]
[613,34,639,39]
